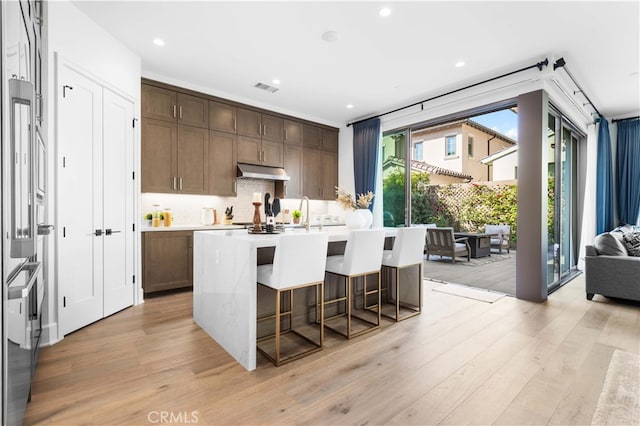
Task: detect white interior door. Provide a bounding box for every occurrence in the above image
[102,88,134,316]
[58,64,104,335]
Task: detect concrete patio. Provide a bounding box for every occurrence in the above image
[423,250,516,295]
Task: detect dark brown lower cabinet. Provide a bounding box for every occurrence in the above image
[142,231,193,294]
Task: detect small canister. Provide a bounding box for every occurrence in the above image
[163,209,172,227]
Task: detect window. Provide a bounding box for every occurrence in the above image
[445,135,457,156]
[467,135,474,157]
[414,142,423,160]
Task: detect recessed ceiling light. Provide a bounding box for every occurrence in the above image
[321,30,340,42]
[153,38,165,47]
[455,61,465,68]
[346,104,354,109]
[379,7,391,17]
[272,78,281,85]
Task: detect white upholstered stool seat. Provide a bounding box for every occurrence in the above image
[324,229,385,339]
[381,227,426,321]
[256,232,328,366]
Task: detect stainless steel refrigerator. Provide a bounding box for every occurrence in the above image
[2,1,48,424]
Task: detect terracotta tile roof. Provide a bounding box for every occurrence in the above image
[383,156,473,182]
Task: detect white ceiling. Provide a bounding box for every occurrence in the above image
[71,1,639,126]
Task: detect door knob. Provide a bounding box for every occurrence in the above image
[94,229,103,236]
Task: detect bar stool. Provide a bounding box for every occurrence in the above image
[256,232,328,366]
[324,229,385,339]
[381,227,426,321]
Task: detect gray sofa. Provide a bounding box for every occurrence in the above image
[585,229,640,301]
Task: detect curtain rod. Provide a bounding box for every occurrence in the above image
[552,57,601,118]
[612,116,639,123]
[346,58,549,127]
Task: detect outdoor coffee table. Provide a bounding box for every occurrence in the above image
[454,232,496,259]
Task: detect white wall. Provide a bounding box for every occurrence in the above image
[493,152,518,181]
[44,0,141,345]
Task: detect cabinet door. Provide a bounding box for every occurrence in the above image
[142,85,176,122]
[237,135,262,164]
[177,93,208,128]
[303,148,323,199]
[284,120,303,145]
[261,140,284,167]
[322,129,339,152]
[303,124,322,149]
[321,151,338,200]
[141,119,177,193]
[261,113,284,142]
[177,125,209,194]
[209,100,237,133]
[209,130,237,196]
[142,231,193,294]
[284,144,303,199]
[237,108,262,138]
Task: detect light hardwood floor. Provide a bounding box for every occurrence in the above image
[24,275,639,425]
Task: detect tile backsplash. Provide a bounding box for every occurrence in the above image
[140,179,346,225]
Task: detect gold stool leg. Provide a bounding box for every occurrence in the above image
[275,289,281,365]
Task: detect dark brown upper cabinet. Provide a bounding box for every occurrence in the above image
[303,124,322,149]
[237,108,284,142]
[322,129,339,152]
[142,84,208,128]
[284,120,303,145]
[209,100,237,134]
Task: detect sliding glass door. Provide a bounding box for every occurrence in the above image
[546,109,581,290]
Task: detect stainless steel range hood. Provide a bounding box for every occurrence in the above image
[237,163,290,181]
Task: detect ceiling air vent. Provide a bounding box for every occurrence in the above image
[254,82,279,93]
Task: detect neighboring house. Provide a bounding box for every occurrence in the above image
[480,144,519,181]
[411,119,516,182]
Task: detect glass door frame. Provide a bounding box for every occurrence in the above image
[547,104,583,293]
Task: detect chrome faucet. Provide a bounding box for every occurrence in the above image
[298,196,310,231]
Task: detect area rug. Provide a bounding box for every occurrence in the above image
[428,253,512,267]
[591,349,640,425]
[431,282,506,303]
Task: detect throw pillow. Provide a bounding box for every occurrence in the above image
[622,232,640,257]
[593,232,627,256]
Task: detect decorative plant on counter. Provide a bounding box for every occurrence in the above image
[335,186,375,210]
[292,209,302,224]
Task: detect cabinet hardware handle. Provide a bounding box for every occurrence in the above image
[234,117,237,130]
[105,229,121,236]
[263,124,267,136]
[173,105,177,118]
[233,180,237,194]
[173,176,177,190]
[179,105,183,119]
[179,177,183,190]
[285,129,288,140]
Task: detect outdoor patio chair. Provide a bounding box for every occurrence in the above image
[425,227,470,263]
[485,224,511,254]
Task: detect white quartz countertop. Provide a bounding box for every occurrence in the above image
[194,226,397,248]
[141,224,245,232]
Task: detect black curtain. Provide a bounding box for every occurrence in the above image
[353,118,381,210]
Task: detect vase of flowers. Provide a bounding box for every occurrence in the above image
[335,187,374,229]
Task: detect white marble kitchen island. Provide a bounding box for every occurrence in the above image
[193,226,396,371]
